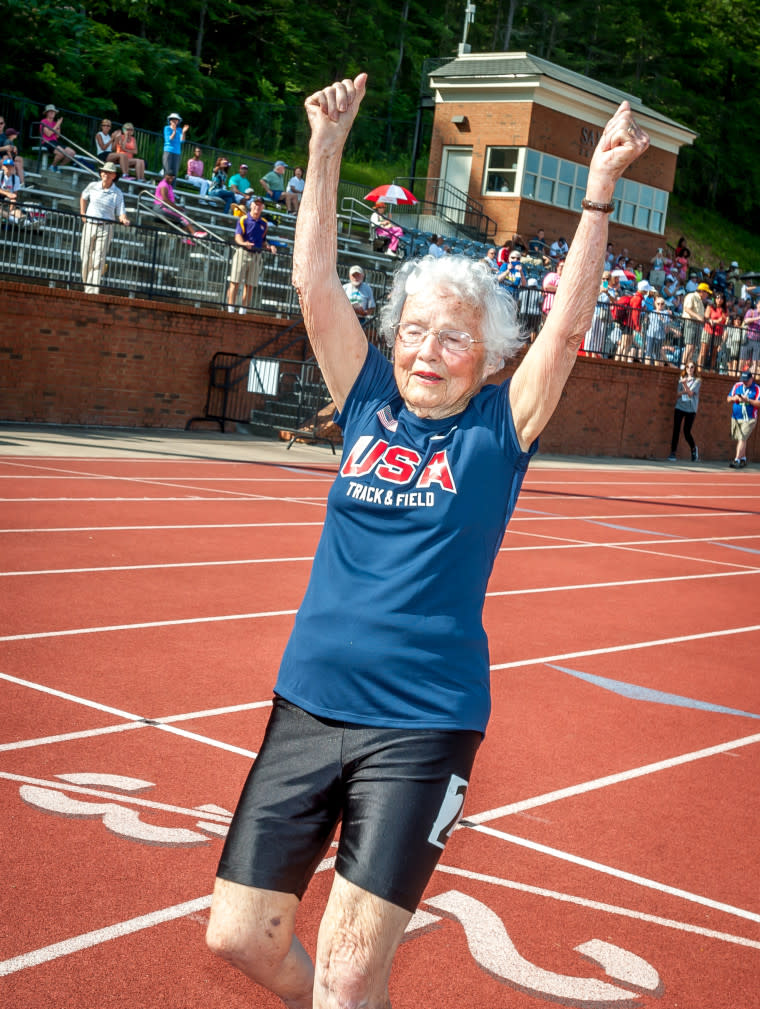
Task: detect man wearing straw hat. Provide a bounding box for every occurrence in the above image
[79,162,129,295]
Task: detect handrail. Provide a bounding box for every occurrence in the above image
[135,187,227,257]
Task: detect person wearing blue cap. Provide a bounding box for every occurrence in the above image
[259,159,287,204]
[163,112,189,177]
[727,370,759,467]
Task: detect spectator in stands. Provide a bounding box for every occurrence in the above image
[604,242,615,271]
[511,233,527,254]
[226,196,276,314]
[184,147,211,200]
[727,370,759,467]
[95,119,114,163]
[520,276,543,340]
[498,249,527,297]
[741,298,760,372]
[0,120,26,185]
[727,261,742,299]
[285,166,305,215]
[541,258,563,317]
[0,157,27,225]
[371,202,403,257]
[228,164,253,204]
[206,71,650,1009]
[701,290,728,370]
[39,103,76,172]
[153,173,206,242]
[342,264,375,325]
[107,124,145,181]
[649,246,666,290]
[427,233,444,259]
[481,247,498,271]
[681,282,710,366]
[668,362,701,461]
[79,162,130,295]
[718,314,745,375]
[644,294,671,366]
[209,157,235,212]
[528,229,548,257]
[260,160,288,204]
[163,113,189,177]
[549,235,568,261]
[585,272,612,357]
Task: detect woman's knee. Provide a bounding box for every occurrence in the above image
[206,878,298,972]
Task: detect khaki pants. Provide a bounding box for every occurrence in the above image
[80,220,114,295]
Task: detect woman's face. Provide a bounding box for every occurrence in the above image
[295,167,303,178]
[393,288,493,420]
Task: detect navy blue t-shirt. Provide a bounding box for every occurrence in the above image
[274,345,536,733]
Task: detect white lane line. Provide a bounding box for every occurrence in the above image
[0,496,329,503]
[0,556,315,577]
[0,671,143,719]
[490,624,760,671]
[468,731,760,823]
[0,673,264,757]
[0,522,325,534]
[0,895,214,976]
[509,511,752,521]
[0,608,297,642]
[434,864,760,949]
[462,822,760,924]
[488,568,760,598]
[0,856,335,977]
[0,514,750,534]
[499,534,760,553]
[0,700,273,751]
[0,722,144,752]
[0,475,333,482]
[158,699,272,723]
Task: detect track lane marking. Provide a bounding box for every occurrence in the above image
[434,864,760,948]
[0,514,752,533]
[460,822,760,924]
[490,624,760,670]
[468,731,760,823]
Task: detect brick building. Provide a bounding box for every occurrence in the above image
[427,52,696,260]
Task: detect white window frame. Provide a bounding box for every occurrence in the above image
[481,147,526,197]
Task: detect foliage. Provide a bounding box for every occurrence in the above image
[2,0,760,231]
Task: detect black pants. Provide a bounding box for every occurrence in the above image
[671,408,696,454]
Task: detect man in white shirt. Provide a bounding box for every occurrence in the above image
[79,162,129,295]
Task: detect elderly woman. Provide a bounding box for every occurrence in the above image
[206,73,649,1009]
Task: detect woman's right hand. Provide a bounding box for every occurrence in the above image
[304,73,367,155]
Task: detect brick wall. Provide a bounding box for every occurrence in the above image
[0,280,744,461]
[430,100,675,260]
[0,281,304,430]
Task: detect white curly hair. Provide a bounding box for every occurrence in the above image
[377,254,525,367]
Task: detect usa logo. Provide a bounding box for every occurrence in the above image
[340,436,457,493]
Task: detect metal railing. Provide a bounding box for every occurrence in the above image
[0,201,236,308]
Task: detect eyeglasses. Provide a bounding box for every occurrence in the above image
[393,322,483,353]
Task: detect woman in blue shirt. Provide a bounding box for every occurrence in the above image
[207,72,651,1009]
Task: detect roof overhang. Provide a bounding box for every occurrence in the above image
[429,53,697,156]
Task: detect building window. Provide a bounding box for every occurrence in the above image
[482,147,521,195]
[520,148,668,235]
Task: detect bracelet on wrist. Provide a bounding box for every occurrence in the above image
[581,198,615,213]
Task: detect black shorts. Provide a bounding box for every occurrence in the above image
[217,698,481,912]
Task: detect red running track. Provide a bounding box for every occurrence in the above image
[1,443,759,1009]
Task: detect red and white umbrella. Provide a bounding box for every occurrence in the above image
[364,183,418,206]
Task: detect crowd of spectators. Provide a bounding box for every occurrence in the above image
[2,102,758,380]
[470,231,759,375]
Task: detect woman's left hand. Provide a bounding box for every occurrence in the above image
[586,101,650,201]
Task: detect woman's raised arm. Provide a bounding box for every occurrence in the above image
[509,102,650,450]
[292,74,369,412]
